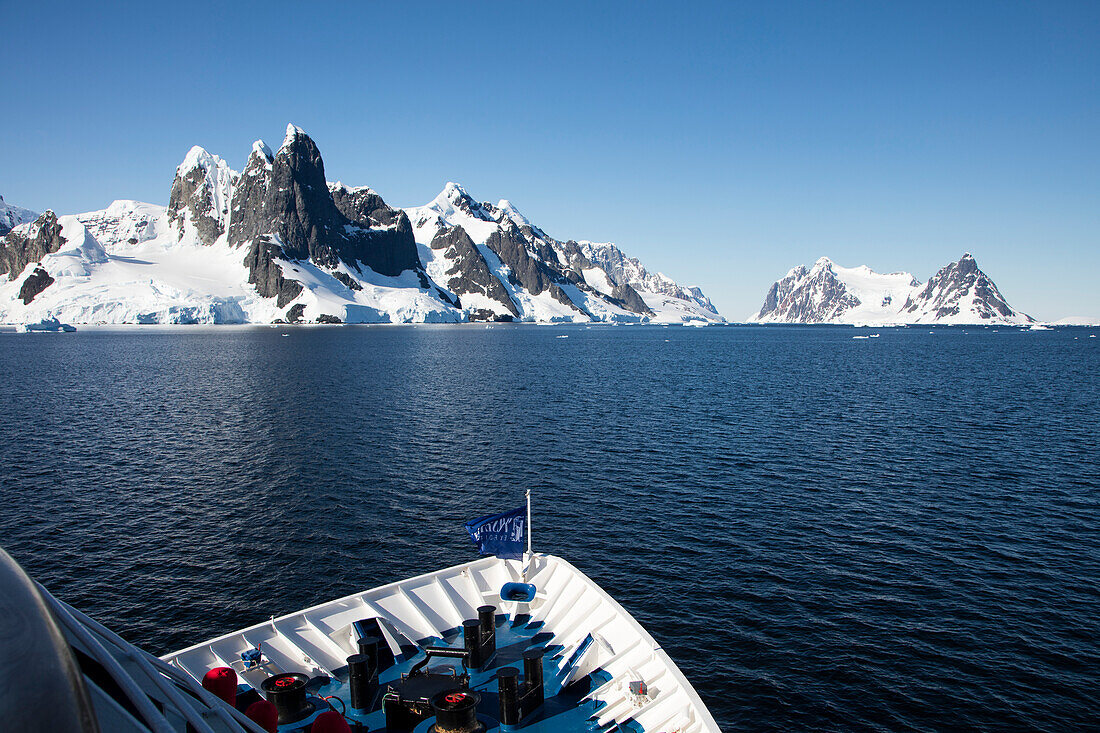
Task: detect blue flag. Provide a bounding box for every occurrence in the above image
[465,506,526,560]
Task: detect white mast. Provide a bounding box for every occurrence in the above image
[526,488,533,556]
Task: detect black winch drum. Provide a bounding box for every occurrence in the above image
[260,672,312,724]
[429,689,485,733]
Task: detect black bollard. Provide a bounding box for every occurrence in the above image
[477,605,496,661]
[497,667,520,726]
[462,619,483,669]
[357,634,381,669]
[521,649,544,708]
[347,653,375,711]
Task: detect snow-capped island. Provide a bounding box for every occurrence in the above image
[750,255,1035,325]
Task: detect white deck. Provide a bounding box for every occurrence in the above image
[163,553,721,732]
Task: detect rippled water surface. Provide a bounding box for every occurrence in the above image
[1,325,1097,731]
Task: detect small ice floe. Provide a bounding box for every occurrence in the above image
[17,317,76,333]
[852,335,870,339]
[1029,324,1052,331]
[556,335,569,339]
[869,333,880,338]
[281,333,289,337]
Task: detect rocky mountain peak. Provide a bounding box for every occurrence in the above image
[250,140,274,164]
[755,257,858,323]
[329,182,412,232]
[0,210,64,278]
[434,182,482,215]
[224,124,425,310]
[0,196,39,237]
[177,146,218,174]
[441,181,466,199]
[901,253,1028,322]
[167,146,234,246]
[282,123,306,148]
[489,199,532,229]
[954,252,978,275]
[272,127,329,203]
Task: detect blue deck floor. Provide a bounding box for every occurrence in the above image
[273,612,633,732]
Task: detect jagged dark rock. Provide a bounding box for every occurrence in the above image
[408,181,714,320]
[330,185,403,229]
[610,283,651,314]
[316,314,343,324]
[228,128,420,277]
[417,186,569,314]
[18,266,54,304]
[229,145,305,306]
[244,236,303,307]
[224,129,428,309]
[332,271,363,292]
[469,309,514,322]
[286,304,306,323]
[756,263,860,323]
[226,144,275,248]
[329,183,421,276]
[430,225,518,316]
[518,225,561,265]
[573,239,716,314]
[0,211,66,279]
[552,238,652,315]
[484,222,583,313]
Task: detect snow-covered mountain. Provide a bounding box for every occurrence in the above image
[0,126,721,325]
[751,254,1033,325]
[404,183,723,323]
[0,195,37,236]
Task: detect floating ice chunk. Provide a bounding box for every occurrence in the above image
[17,317,76,332]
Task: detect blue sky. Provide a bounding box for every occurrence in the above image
[2,1,1097,320]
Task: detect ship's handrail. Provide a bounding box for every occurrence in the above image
[41,586,265,733]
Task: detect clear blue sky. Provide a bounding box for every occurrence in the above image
[2,1,1097,320]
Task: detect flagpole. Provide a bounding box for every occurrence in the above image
[526,488,532,557]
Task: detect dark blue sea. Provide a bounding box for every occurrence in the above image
[1,324,1097,731]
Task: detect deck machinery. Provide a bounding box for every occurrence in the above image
[1,549,721,732]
